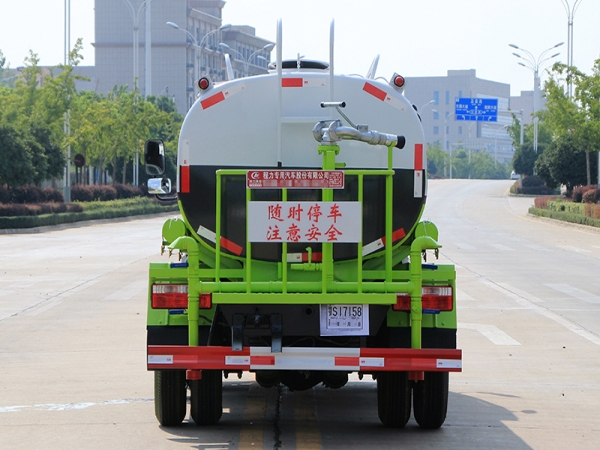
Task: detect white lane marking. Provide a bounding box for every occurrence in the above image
[0,398,153,413]
[456,289,475,302]
[459,323,521,346]
[497,283,544,303]
[480,278,600,346]
[545,284,600,304]
[456,243,476,251]
[524,244,552,252]
[102,280,147,301]
[556,245,592,254]
[490,243,515,252]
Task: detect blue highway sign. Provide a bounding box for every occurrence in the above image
[455,97,498,122]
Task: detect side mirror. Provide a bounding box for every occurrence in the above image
[145,139,166,176]
[148,178,172,195]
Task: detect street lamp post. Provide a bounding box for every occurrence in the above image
[122,0,153,187]
[218,43,275,77]
[64,0,71,201]
[509,42,563,154]
[121,0,152,94]
[167,22,232,92]
[420,100,435,113]
[561,0,583,96]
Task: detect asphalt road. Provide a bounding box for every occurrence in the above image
[1,180,599,449]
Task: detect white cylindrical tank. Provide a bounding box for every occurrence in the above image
[177,61,427,262]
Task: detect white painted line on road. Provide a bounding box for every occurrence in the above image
[479,277,600,346]
[456,289,476,302]
[489,243,515,252]
[545,284,600,304]
[524,244,552,252]
[102,280,147,301]
[556,245,592,254]
[459,323,521,346]
[0,398,153,413]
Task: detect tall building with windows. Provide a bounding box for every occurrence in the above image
[94,0,273,113]
[404,69,515,163]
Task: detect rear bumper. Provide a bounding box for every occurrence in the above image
[147,345,462,373]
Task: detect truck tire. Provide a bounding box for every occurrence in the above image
[154,370,187,427]
[377,371,411,428]
[190,370,223,425]
[413,372,449,429]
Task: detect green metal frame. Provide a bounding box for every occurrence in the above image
[148,141,457,351]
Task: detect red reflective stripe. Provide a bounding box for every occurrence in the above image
[414,143,423,171]
[335,356,359,367]
[381,228,406,244]
[363,82,387,101]
[303,252,322,263]
[181,166,190,193]
[201,91,225,109]
[251,356,275,366]
[220,237,243,256]
[282,78,303,87]
[148,346,462,372]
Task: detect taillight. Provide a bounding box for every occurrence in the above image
[152,284,188,309]
[393,286,453,312]
[199,293,212,309]
[151,285,213,310]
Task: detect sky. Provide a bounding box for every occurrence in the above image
[1,0,599,97]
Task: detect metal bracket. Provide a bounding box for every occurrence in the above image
[232,313,245,351]
[270,313,282,353]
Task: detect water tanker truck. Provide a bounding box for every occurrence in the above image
[145,22,461,429]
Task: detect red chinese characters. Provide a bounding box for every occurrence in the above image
[247,201,361,243]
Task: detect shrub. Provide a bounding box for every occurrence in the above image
[42,187,64,203]
[571,185,597,203]
[71,184,118,202]
[533,196,558,209]
[582,187,599,204]
[113,183,144,199]
[10,185,44,203]
[0,202,83,217]
[547,200,586,215]
[521,175,544,188]
[71,184,95,202]
[585,203,600,219]
[0,185,9,204]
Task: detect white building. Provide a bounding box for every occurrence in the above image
[404,69,533,164]
[94,0,273,113]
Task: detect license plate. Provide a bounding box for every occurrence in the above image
[319,304,370,336]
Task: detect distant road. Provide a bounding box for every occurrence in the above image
[1,180,599,449]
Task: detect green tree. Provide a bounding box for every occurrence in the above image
[0,126,36,187]
[535,135,594,190]
[541,60,600,186]
[508,115,552,176]
[426,143,447,178]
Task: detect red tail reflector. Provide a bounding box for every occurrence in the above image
[393,286,453,311]
[151,286,213,310]
[199,293,212,309]
[152,284,188,309]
